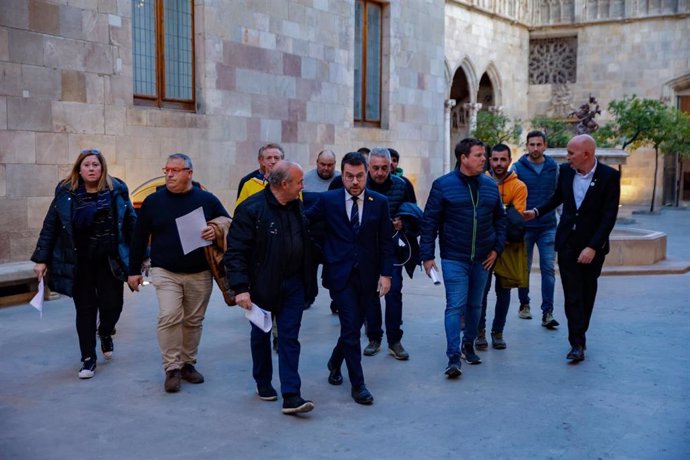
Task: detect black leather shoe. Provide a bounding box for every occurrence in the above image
[282,394,314,415]
[351,385,374,405]
[566,347,585,362]
[327,360,343,386]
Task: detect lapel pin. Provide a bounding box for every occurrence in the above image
[368,196,373,201]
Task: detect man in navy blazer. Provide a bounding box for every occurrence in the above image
[306,152,394,405]
[525,134,620,362]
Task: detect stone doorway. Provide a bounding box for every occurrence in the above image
[477,72,495,108]
[449,66,471,161]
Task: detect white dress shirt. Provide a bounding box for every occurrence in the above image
[344,189,363,225]
[573,159,597,209]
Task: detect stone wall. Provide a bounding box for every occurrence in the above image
[445,3,530,120]
[528,15,690,206]
[0,0,446,263]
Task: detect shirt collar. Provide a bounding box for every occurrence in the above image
[575,159,597,178]
[344,189,363,201]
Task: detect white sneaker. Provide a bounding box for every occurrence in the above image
[78,358,97,379]
[518,304,532,319]
[100,335,113,360]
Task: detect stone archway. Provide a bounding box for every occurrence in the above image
[481,62,502,110]
[477,73,495,109]
[448,58,478,154]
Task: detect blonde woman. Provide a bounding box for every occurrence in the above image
[32,149,136,379]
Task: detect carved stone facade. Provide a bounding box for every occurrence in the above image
[451,0,690,25]
[529,37,578,85]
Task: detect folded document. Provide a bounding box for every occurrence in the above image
[245,304,272,333]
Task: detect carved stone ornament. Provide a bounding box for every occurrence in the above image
[529,37,577,85]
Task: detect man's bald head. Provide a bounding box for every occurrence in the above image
[570,134,596,152]
[269,160,304,204]
[566,134,597,173]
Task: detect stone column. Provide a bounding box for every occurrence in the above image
[444,99,457,173]
[574,0,586,22]
[488,105,504,115]
[624,0,640,18]
[463,102,482,136]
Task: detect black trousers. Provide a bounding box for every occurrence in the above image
[329,269,372,388]
[72,257,124,361]
[557,242,605,349]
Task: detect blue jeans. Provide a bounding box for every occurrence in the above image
[366,265,403,344]
[479,271,511,333]
[518,226,556,314]
[441,259,490,359]
[250,275,305,396]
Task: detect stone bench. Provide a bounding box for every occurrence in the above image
[0,261,48,307]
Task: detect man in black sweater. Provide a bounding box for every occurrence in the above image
[128,153,229,393]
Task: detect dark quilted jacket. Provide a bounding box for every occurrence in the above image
[420,169,506,263]
[31,178,137,297]
[511,154,558,229]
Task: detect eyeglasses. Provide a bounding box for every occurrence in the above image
[81,148,102,155]
[162,167,191,174]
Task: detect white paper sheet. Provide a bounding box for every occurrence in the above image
[245,304,272,333]
[429,267,442,285]
[175,207,212,255]
[30,278,44,317]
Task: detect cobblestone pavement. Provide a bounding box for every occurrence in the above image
[1,207,688,459]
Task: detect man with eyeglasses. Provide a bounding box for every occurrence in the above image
[306,152,394,405]
[128,153,229,393]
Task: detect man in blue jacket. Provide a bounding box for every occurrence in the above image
[511,130,560,329]
[421,138,506,378]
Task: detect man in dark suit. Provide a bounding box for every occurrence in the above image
[306,152,394,405]
[525,134,620,362]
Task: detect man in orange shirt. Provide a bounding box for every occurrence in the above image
[477,144,527,350]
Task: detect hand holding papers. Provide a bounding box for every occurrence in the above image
[423,260,442,286]
[30,278,44,317]
[429,267,442,285]
[175,207,212,255]
[245,304,272,333]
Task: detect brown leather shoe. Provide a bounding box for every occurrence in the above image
[181,364,204,384]
[164,369,181,393]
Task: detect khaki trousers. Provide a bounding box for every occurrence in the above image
[151,267,213,371]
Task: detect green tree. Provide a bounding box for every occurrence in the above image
[529,116,571,148]
[591,123,618,148]
[471,111,522,148]
[601,96,688,212]
[659,110,690,206]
